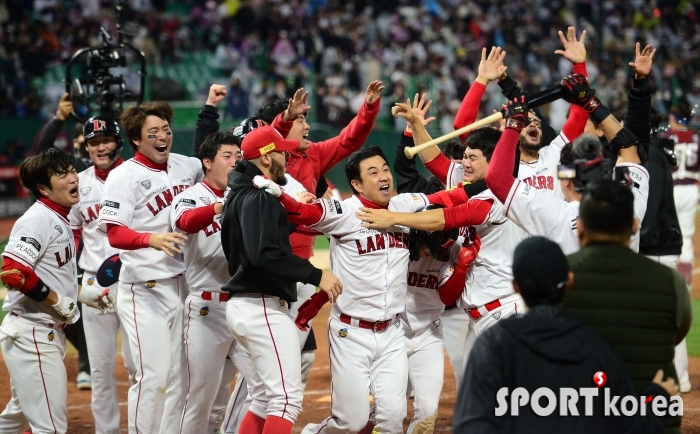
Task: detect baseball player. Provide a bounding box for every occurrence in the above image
[425,31,589,196]
[0,149,112,433]
[69,115,137,434]
[98,101,203,434]
[402,218,479,433]
[255,145,479,433]
[392,102,476,390]
[221,125,342,434]
[484,85,649,255]
[356,106,529,379]
[170,130,252,434]
[663,101,700,283]
[661,102,698,396]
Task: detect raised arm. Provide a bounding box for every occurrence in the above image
[37,93,72,151]
[624,43,656,160]
[453,47,507,142]
[394,131,440,194]
[193,84,226,156]
[555,27,590,145]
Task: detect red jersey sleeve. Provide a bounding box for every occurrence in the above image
[271,113,294,139]
[423,153,453,185]
[278,192,324,226]
[442,198,494,231]
[313,99,380,174]
[176,204,217,234]
[107,224,151,250]
[453,81,486,142]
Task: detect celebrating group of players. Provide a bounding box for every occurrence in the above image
[0,25,693,434]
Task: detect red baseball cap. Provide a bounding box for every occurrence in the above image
[241,126,300,160]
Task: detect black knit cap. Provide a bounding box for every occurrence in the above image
[512,237,569,299]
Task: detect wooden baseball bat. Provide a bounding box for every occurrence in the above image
[404,84,567,159]
[404,112,504,159]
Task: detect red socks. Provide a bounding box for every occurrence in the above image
[239,411,266,434]
[262,415,293,434]
[239,412,293,434]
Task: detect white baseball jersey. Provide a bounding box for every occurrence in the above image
[69,168,120,273]
[3,201,79,324]
[307,194,429,321]
[98,153,203,283]
[444,133,569,199]
[402,253,455,333]
[171,181,228,292]
[503,162,649,255]
[517,133,569,200]
[504,180,581,255]
[461,189,527,308]
[281,174,308,197]
[617,163,649,252]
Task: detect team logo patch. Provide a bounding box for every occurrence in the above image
[101,200,120,209]
[80,187,91,196]
[146,280,157,288]
[199,306,209,316]
[19,237,41,251]
[410,193,420,201]
[87,277,95,285]
[279,299,286,307]
[141,180,152,190]
[200,197,211,205]
[338,327,348,338]
[54,225,63,235]
[492,312,502,320]
[48,330,54,341]
[433,319,441,328]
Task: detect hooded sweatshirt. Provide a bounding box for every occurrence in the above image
[454,304,670,434]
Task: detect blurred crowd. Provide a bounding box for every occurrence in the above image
[1,0,700,131]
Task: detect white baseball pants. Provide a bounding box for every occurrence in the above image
[439,307,470,389]
[227,295,303,423]
[179,291,249,434]
[117,276,187,434]
[673,184,699,266]
[302,313,407,434]
[0,314,68,434]
[405,322,444,434]
[82,272,137,434]
[461,293,525,375]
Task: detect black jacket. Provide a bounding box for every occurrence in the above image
[221,160,322,302]
[192,104,220,157]
[37,117,91,172]
[640,139,683,256]
[454,305,670,434]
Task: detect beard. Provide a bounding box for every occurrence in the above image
[269,157,288,186]
[519,134,543,153]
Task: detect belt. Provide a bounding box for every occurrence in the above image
[11,312,67,329]
[465,299,502,320]
[201,292,229,302]
[339,313,396,332]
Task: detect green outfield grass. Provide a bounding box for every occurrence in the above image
[314,235,330,250]
[688,298,700,357]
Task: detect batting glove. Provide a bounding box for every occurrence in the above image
[502,96,530,131]
[295,291,329,331]
[78,286,115,314]
[560,73,612,123]
[455,234,481,275]
[51,294,79,320]
[252,175,282,197]
[217,186,231,207]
